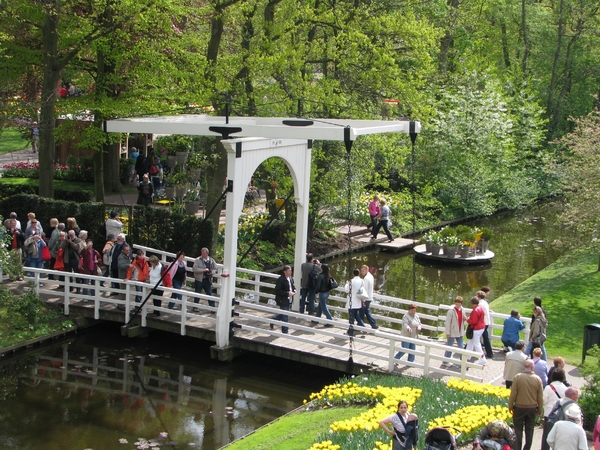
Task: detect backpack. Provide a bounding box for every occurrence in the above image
[150,164,158,176]
[307,264,319,290]
[546,399,575,430]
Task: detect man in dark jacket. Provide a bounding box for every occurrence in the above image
[110,234,127,289]
[270,265,296,334]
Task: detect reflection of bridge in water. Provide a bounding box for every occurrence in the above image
[30,344,299,449]
[28,244,530,384]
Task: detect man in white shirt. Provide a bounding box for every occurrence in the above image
[359,265,378,329]
[105,211,124,239]
[547,404,587,450]
[478,289,494,358]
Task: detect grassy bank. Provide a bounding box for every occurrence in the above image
[0,285,74,348]
[224,406,366,450]
[490,246,600,364]
[0,128,29,154]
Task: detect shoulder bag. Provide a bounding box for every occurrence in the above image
[466,325,474,339]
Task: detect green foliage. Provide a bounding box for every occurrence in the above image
[419,71,545,219]
[0,285,74,347]
[0,181,93,202]
[129,205,214,258]
[155,135,192,156]
[558,112,600,234]
[579,345,600,429]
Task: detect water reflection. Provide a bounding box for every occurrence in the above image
[0,324,342,450]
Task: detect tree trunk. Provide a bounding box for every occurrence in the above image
[547,0,565,121]
[501,21,511,68]
[520,0,530,75]
[39,2,60,199]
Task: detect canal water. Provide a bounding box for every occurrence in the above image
[0,323,344,450]
[327,201,589,306]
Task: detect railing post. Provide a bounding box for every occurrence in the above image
[423,346,431,375]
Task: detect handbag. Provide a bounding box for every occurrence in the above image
[329,277,339,290]
[466,325,474,339]
[41,246,51,262]
[357,282,369,300]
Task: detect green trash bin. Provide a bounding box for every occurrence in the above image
[582,323,600,363]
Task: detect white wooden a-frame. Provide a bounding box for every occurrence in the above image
[217,138,310,348]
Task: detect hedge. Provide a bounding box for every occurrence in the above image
[0,194,214,256]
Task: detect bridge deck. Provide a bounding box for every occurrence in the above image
[30,278,511,386]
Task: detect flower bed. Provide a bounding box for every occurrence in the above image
[2,161,94,183]
[305,374,511,450]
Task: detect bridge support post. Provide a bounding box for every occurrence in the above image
[215,138,312,349]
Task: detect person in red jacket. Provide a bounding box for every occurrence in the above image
[466,296,487,365]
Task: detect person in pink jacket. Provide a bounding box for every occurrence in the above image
[367,195,380,230]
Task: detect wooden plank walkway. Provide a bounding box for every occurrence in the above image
[335,224,417,253]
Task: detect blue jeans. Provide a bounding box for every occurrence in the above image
[169,279,183,309]
[525,341,547,360]
[315,291,333,320]
[300,287,316,314]
[395,341,416,362]
[360,300,378,328]
[195,279,214,307]
[348,309,365,327]
[444,336,464,363]
[272,303,290,333]
[25,256,43,277]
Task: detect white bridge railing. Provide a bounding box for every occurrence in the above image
[24,245,531,382]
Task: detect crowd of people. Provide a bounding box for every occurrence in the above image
[3,209,218,314]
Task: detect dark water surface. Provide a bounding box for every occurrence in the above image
[327,201,588,306]
[0,323,344,450]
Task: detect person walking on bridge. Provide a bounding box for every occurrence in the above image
[270,265,296,334]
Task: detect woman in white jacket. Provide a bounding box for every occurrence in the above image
[442,296,466,366]
[395,304,421,362]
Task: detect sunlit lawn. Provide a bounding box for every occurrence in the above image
[0,127,29,154]
[490,246,600,364]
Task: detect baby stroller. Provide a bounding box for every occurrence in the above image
[424,426,461,450]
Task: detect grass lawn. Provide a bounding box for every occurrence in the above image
[0,127,29,154]
[490,246,600,364]
[223,406,366,450]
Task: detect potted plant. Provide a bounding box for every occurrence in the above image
[479,227,494,253]
[421,230,436,253]
[439,227,457,256]
[443,235,461,259]
[172,171,188,198]
[185,188,202,215]
[430,232,444,256]
[163,174,175,199]
[457,226,476,258]
[186,151,205,182]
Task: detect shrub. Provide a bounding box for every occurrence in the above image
[0,183,92,202]
[0,285,74,347]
